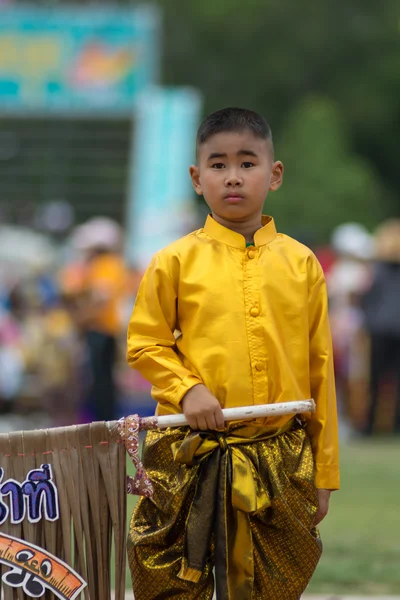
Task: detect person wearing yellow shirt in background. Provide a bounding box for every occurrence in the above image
[66,217,126,423]
[127,108,339,600]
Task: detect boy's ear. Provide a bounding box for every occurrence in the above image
[189,165,202,195]
[269,161,284,192]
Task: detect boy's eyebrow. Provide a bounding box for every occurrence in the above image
[207,152,227,160]
[207,149,258,160]
[237,149,258,158]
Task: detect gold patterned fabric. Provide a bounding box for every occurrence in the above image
[128,421,322,600]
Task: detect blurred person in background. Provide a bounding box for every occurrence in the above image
[327,223,373,434]
[362,219,400,435]
[63,217,127,423]
[0,289,24,418]
[5,276,79,427]
[0,222,81,428]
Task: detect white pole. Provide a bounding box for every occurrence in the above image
[140,399,315,430]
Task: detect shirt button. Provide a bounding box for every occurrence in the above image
[250,307,259,317]
[255,361,264,371]
[247,249,256,259]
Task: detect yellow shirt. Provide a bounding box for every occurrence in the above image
[127,215,340,490]
[84,253,127,336]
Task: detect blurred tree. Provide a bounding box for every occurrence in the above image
[153,0,400,234]
[270,96,387,242]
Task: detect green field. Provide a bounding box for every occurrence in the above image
[124,438,400,595]
[307,438,400,595]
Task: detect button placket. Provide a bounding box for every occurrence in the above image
[243,246,268,405]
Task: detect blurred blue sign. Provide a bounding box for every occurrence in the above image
[126,86,202,270]
[0,5,160,114]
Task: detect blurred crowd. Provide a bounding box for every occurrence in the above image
[319,219,400,436]
[0,212,152,432]
[1,213,400,437]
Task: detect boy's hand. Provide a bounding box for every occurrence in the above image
[182,384,225,431]
[315,489,331,525]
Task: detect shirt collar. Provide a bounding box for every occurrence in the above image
[203,215,277,249]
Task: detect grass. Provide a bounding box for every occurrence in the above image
[307,438,400,595]
[124,465,138,590]
[123,438,400,595]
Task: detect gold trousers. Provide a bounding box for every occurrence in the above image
[128,420,322,600]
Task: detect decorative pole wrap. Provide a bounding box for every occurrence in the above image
[118,415,156,497]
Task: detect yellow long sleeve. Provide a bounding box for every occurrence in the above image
[127,254,203,408]
[127,215,340,489]
[306,262,340,489]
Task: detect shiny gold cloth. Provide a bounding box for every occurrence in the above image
[128,422,322,600]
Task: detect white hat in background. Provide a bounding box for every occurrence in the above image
[331,223,373,260]
[72,217,122,252]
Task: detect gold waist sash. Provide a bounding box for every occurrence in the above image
[171,419,296,600]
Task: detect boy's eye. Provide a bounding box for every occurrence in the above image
[242,162,254,168]
[211,163,225,169]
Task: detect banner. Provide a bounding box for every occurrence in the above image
[0,421,126,599]
[0,5,160,114]
[125,86,202,270]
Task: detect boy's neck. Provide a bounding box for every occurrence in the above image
[211,212,263,243]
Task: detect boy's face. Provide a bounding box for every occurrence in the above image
[190,129,283,224]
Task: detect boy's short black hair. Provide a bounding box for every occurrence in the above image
[196,107,273,150]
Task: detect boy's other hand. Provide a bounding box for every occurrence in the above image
[182,384,225,431]
[314,489,331,525]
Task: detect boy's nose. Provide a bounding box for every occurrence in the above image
[225,172,243,186]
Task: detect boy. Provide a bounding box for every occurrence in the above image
[127,107,339,600]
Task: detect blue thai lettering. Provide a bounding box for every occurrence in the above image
[0,469,9,524]
[1,478,24,524]
[21,465,59,523]
[0,464,59,524]
[27,465,51,482]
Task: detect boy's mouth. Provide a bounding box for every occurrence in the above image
[224,192,244,203]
